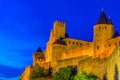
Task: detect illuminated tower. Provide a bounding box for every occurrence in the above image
[33,47,44,66]
[45,20,66,62]
[93,11,114,57]
[53,20,66,40]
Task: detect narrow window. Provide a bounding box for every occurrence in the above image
[109,44,111,47]
[69,41,71,44]
[76,42,78,45]
[73,42,74,44]
[99,26,101,29]
[97,45,99,50]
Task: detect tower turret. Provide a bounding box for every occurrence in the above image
[96,11,108,24]
[52,20,66,42]
[33,47,45,66]
[93,11,114,57]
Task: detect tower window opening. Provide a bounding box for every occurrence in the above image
[76,42,78,45]
[99,26,101,29]
[69,41,71,44]
[73,42,75,45]
[97,45,99,50]
[109,44,111,47]
[105,26,106,29]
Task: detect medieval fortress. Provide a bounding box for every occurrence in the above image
[20,11,120,80]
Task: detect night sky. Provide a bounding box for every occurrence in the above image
[0,0,120,80]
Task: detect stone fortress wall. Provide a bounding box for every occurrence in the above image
[52,42,120,80]
[20,11,120,80]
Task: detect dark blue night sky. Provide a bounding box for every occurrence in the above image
[0,0,120,79]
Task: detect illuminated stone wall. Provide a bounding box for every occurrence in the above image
[20,66,31,80]
[45,21,116,63]
[20,20,120,80]
[53,42,120,80]
[81,42,120,80]
[93,24,114,57]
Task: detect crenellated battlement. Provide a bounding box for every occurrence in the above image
[54,20,66,26]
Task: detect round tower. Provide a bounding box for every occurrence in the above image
[93,11,114,57]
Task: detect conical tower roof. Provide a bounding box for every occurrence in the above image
[53,38,66,45]
[108,17,113,25]
[96,11,108,24]
[36,46,42,52]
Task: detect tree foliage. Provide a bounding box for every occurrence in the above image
[53,67,74,80]
[29,65,48,79]
[74,71,98,80]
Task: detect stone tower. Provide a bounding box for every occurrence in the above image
[52,20,66,41]
[45,21,66,62]
[32,47,44,66]
[93,11,114,57]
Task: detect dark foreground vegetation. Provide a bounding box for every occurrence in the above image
[28,65,98,80]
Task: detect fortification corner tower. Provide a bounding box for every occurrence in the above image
[93,11,114,57]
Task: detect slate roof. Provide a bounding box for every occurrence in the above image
[96,11,108,24]
[108,17,113,25]
[53,38,66,45]
[36,46,42,52]
[65,33,69,38]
